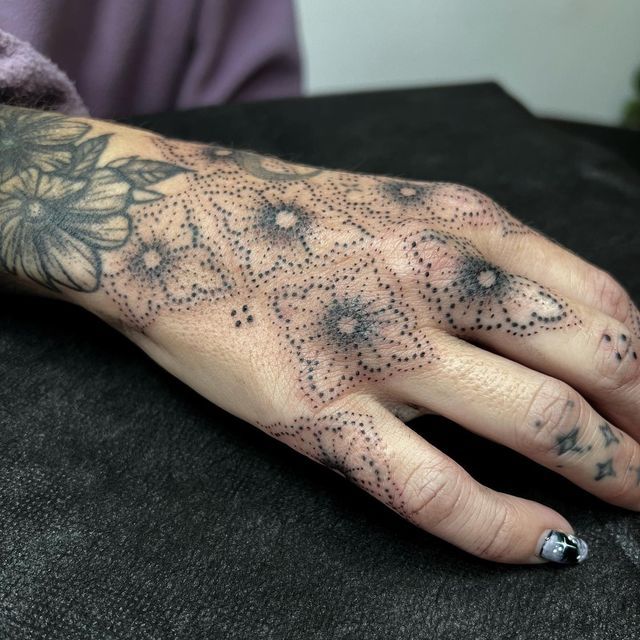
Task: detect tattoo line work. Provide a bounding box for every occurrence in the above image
[316,173,532,237]
[210,180,373,289]
[155,138,324,183]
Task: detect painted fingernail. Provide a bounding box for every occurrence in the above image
[537,530,589,565]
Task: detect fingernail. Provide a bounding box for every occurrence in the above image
[537,530,589,565]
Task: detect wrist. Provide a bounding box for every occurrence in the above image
[0,106,190,316]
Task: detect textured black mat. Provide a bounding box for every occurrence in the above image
[1,83,639,639]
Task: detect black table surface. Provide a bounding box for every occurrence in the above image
[1,83,639,640]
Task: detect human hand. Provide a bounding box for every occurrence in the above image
[2,107,639,565]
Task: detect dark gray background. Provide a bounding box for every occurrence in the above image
[1,84,639,639]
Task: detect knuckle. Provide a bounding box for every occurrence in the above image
[521,379,584,457]
[432,182,499,215]
[592,269,630,322]
[598,359,640,396]
[594,328,640,393]
[471,498,519,562]
[399,457,464,527]
[377,219,461,283]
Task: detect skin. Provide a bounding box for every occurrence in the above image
[1,105,639,565]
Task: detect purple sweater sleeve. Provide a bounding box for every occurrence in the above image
[0,29,88,116]
[0,0,301,118]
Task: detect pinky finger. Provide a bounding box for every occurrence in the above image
[257,401,588,566]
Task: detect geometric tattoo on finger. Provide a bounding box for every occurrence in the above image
[598,423,621,448]
[594,457,616,481]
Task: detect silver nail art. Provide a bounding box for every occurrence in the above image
[538,530,589,565]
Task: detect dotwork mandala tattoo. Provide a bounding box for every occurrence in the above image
[157,138,532,239]
[400,228,579,337]
[5,105,632,531]
[258,411,406,513]
[313,172,532,237]
[269,256,436,408]
[103,193,233,329]
[423,183,532,236]
[182,171,374,292]
[0,106,186,292]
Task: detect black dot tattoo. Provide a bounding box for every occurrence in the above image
[380,179,436,207]
[323,297,375,348]
[256,201,312,243]
[183,173,374,292]
[234,150,324,182]
[602,330,638,363]
[258,411,406,514]
[424,183,533,237]
[155,138,324,183]
[627,301,640,341]
[232,304,254,328]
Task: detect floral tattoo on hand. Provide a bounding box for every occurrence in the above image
[0,107,186,292]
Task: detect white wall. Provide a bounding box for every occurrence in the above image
[294,0,640,125]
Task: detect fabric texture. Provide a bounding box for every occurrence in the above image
[0,0,301,118]
[0,29,87,115]
[0,84,639,639]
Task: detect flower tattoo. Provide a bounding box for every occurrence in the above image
[0,106,187,292]
[0,108,89,181]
